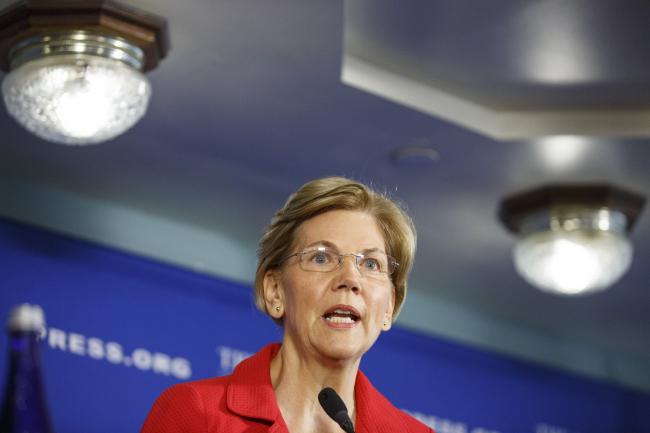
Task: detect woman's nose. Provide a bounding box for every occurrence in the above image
[335,255,362,292]
[338,254,366,274]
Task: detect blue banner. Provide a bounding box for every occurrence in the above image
[1,218,649,433]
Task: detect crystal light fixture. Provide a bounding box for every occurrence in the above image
[499,185,645,296]
[0,0,169,145]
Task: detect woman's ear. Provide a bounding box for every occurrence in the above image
[382,287,395,331]
[263,270,284,319]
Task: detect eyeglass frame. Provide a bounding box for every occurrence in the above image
[275,245,400,278]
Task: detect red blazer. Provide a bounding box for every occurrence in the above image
[141,343,434,433]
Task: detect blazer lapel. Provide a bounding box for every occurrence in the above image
[355,370,410,433]
[226,343,286,431]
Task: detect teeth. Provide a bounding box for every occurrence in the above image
[333,309,352,315]
[326,316,355,324]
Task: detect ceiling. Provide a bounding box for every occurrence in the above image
[1,0,649,391]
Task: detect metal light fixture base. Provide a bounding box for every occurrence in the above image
[0,0,169,73]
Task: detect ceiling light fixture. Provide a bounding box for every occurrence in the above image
[499,185,645,296]
[0,0,169,145]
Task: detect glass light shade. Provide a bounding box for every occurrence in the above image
[2,54,151,145]
[513,230,633,296]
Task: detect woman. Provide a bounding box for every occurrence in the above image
[141,177,433,433]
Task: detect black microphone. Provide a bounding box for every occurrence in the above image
[318,387,355,433]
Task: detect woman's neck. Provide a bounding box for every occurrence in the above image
[270,338,360,433]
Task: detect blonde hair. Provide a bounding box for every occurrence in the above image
[254,176,416,321]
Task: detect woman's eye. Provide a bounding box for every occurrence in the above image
[311,252,331,264]
[362,258,381,272]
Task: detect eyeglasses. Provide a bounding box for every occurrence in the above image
[278,246,399,278]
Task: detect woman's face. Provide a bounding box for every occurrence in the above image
[265,209,395,363]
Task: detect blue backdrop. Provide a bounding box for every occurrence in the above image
[1,218,649,433]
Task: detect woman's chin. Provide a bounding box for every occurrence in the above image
[320,348,360,364]
[313,336,368,363]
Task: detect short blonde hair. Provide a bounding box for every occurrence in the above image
[254,176,416,321]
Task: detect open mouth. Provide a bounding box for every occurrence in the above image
[323,307,360,324]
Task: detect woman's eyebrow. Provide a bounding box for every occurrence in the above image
[302,240,338,250]
[360,247,386,254]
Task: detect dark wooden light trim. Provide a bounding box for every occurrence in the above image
[498,184,646,233]
[0,0,169,72]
